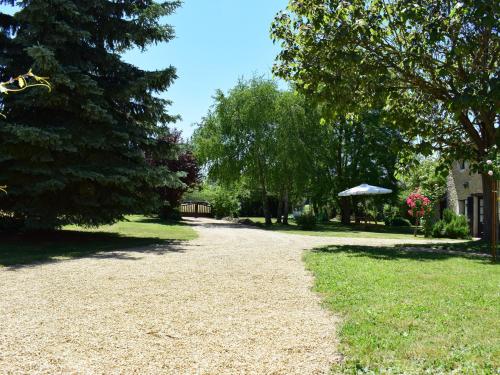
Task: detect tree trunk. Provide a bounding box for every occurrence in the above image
[277,197,283,224]
[340,197,351,225]
[262,191,272,226]
[482,173,494,241]
[283,189,289,225]
[256,157,271,226]
[354,198,361,224]
[314,202,320,216]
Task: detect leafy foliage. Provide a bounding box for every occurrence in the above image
[433,209,471,239]
[271,0,499,238]
[398,157,448,203]
[294,211,317,230]
[194,77,401,226]
[209,185,241,219]
[149,130,201,220]
[193,77,317,225]
[184,183,241,219]
[0,1,181,229]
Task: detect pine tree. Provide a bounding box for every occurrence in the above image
[0,0,182,229]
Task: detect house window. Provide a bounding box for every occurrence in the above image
[459,160,466,170]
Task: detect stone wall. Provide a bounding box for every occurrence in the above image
[447,161,483,214]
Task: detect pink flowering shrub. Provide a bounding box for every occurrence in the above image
[406,191,432,236]
[406,192,431,218]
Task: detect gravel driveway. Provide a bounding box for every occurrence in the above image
[0,218,447,374]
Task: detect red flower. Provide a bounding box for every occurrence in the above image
[406,191,432,218]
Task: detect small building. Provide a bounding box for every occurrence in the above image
[447,160,499,238]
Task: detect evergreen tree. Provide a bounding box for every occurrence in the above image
[0,0,181,229]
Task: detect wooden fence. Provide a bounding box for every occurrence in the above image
[180,201,212,218]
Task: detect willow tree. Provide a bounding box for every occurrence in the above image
[193,78,280,225]
[0,1,181,229]
[272,0,499,239]
[271,91,320,224]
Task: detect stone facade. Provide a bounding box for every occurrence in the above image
[447,160,499,238]
[447,161,483,210]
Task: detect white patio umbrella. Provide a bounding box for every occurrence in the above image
[338,183,392,197]
[338,184,393,225]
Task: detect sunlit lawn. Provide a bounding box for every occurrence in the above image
[0,215,197,267]
[305,244,499,373]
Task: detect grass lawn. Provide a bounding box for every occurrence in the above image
[0,215,197,267]
[305,244,499,373]
[243,217,442,240]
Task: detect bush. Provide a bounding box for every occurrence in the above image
[159,207,182,221]
[421,216,436,238]
[295,212,317,230]
[210,186,240,219]
[316,209,329,223]
[432,220,446,238]
[444,215,471,239]
[443,208,455,224]
[385,216,411,227]
[383,204,400,225]
[0,215,24,233]
[432,209,471,239]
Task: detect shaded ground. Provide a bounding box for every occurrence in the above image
[0,217,470,374]
[0,215,196,267]
[242,216,441,240]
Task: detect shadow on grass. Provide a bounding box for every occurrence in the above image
[133,216,191,227]
[406,240,496,255]
[280,221,416,234]
[245,218,418,236]
[313,243,497,264]
[0,230,183,269]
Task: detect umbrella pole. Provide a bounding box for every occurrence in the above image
[364,198,368,229]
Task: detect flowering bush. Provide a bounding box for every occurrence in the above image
[406,191,432,236]
[406,192,431,218]
[482,145,499,179]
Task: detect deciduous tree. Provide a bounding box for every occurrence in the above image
[272,0,499,239]
[149,130,201,219]
[193,78,279,225]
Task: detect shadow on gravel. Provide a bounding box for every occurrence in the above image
[313,243,497,265]
[0,231,185,270]
[182,217,264,230]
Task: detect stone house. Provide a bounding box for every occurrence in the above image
[447,160,499,238]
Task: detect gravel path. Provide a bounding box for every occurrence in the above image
[0,218,450,374]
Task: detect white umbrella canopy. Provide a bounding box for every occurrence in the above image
[338,183,392,197]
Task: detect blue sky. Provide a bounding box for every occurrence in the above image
[123,0,289,138]
[1,1,288,138]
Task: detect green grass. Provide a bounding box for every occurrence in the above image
[0,215,197,267]
[305,244,499,374]
[403,240,496,255]
[243,217,438,240]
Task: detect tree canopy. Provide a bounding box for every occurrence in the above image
[193,78,282,224]
[193,77,401,224]
[272,0,499,238]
